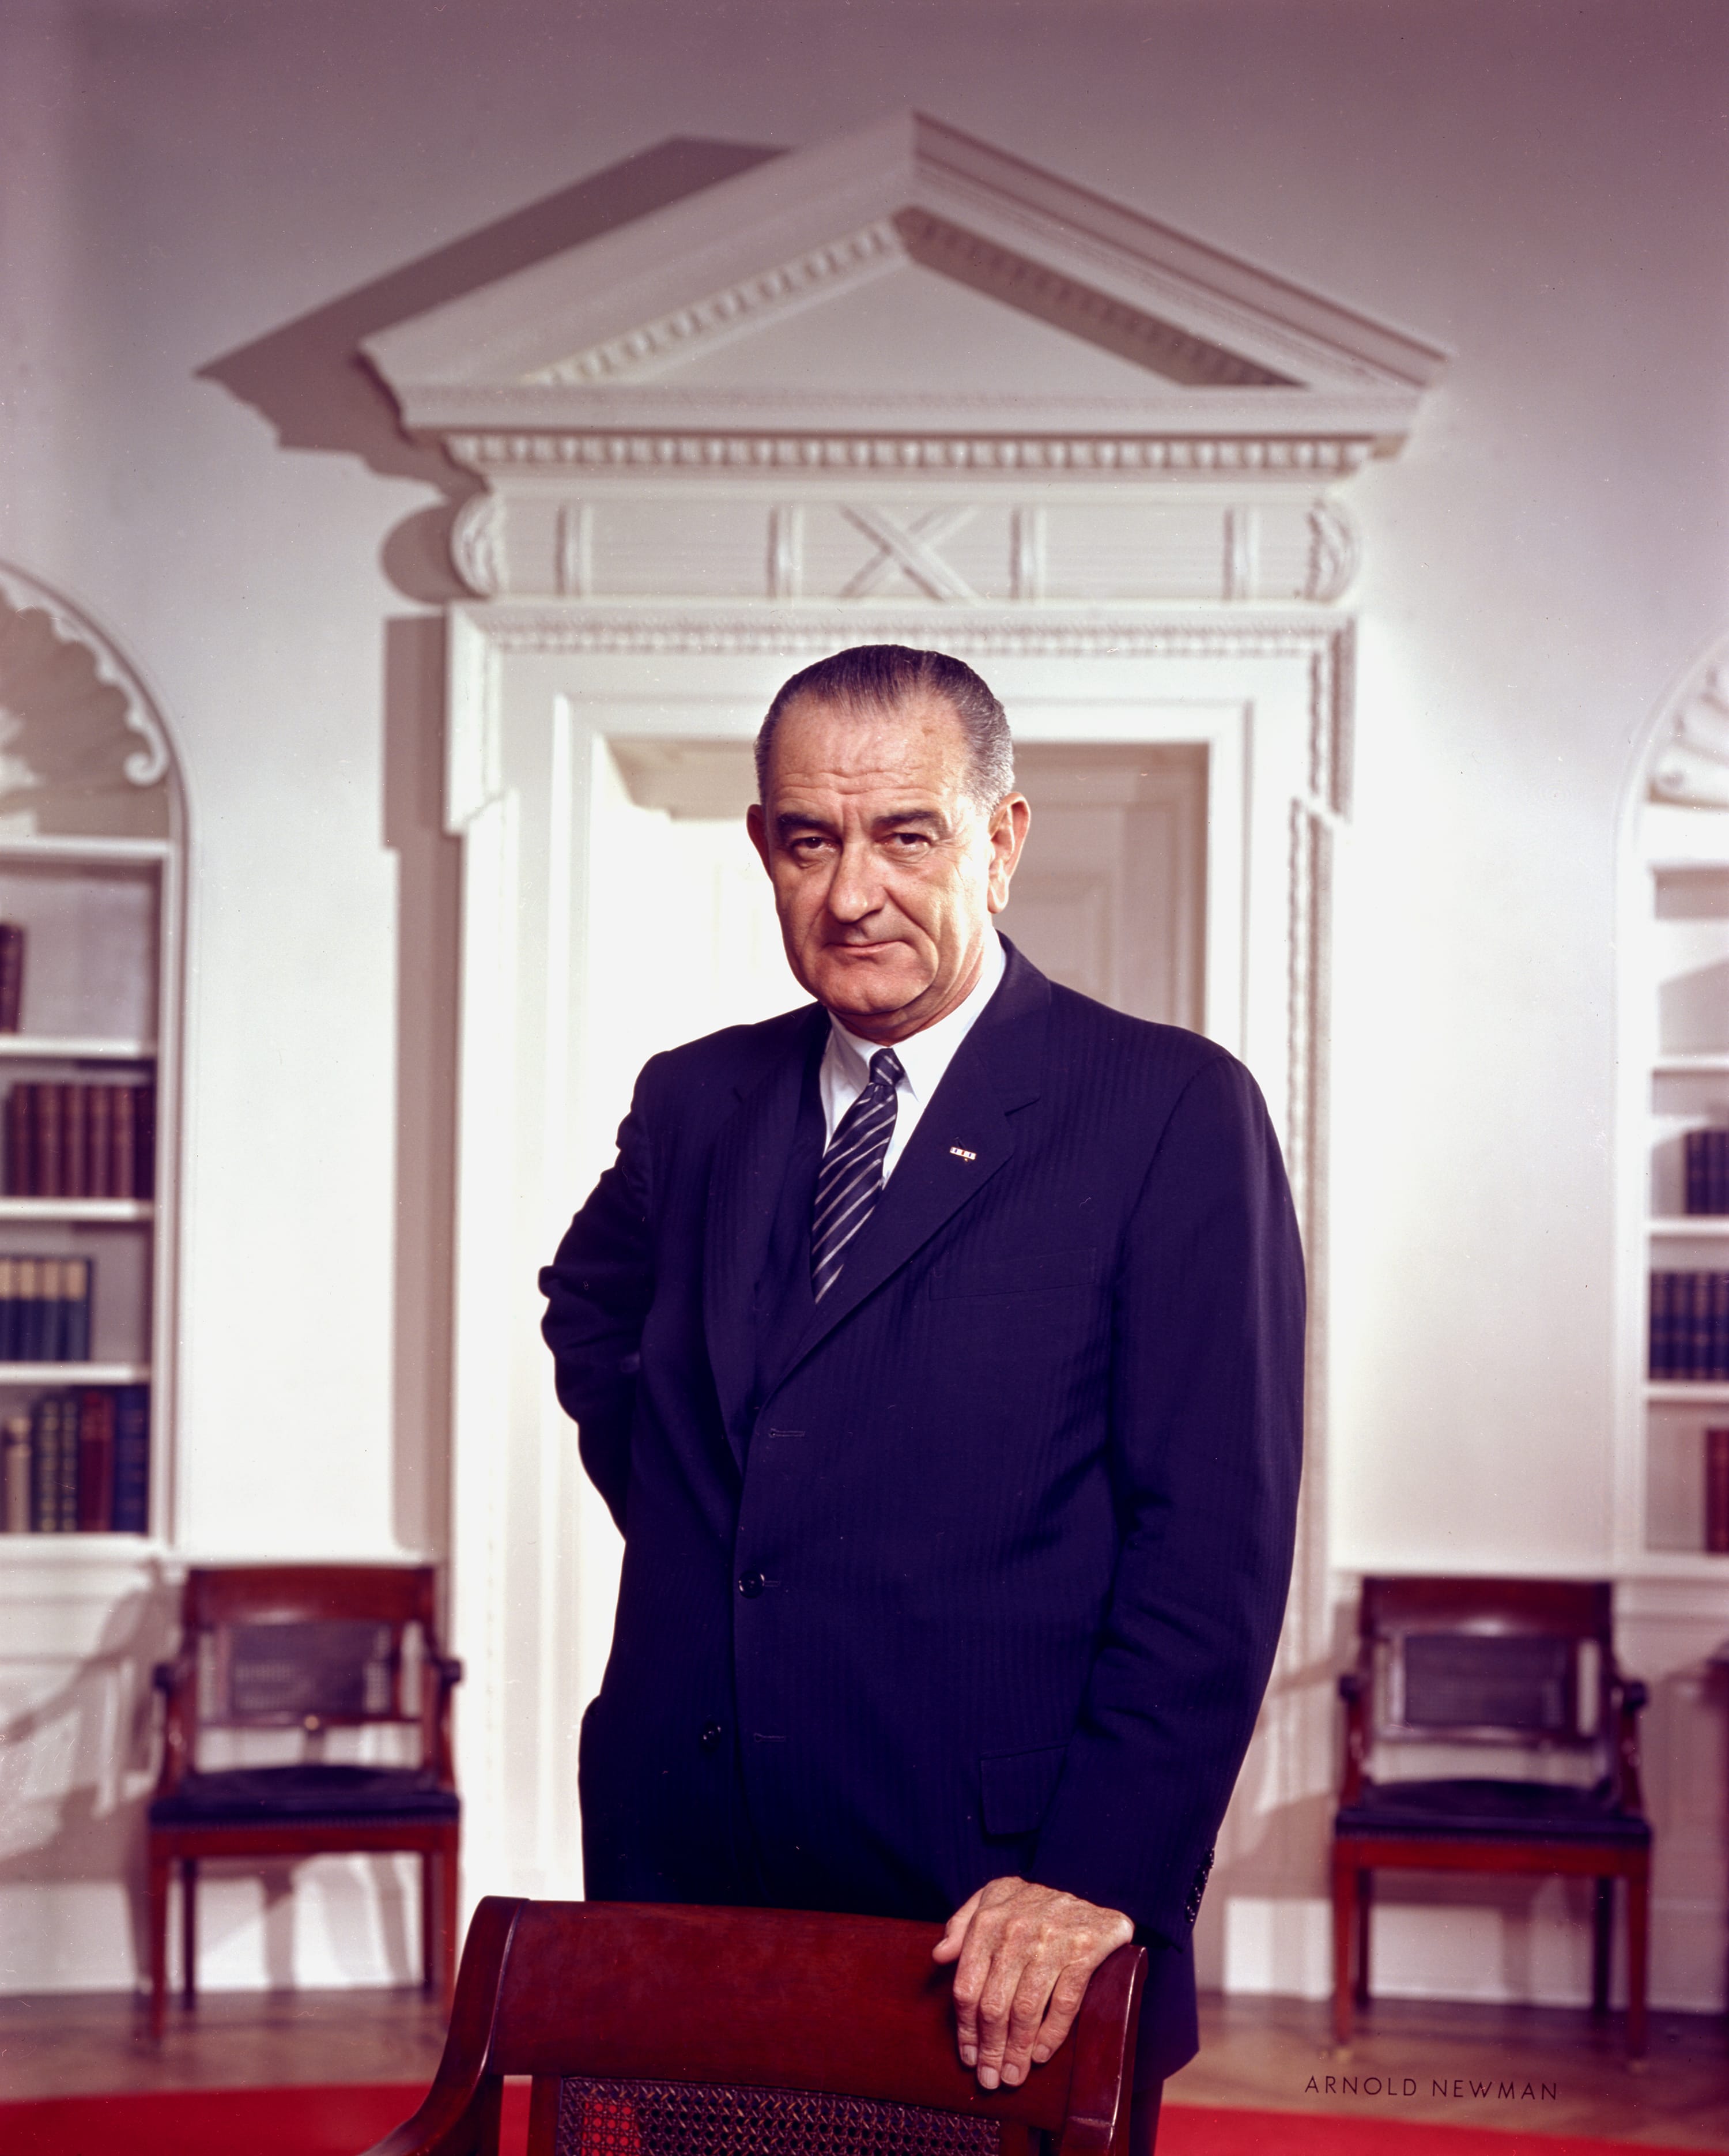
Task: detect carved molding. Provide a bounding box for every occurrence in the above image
[447,602,1352,836]
[365,114,1445,454]
[0,563,174,791]
[1649,635,1729,808]
[1282,797,1334,1676]
[458,602,1347,666]
[526,222,904,386]
[892,207,1292,390]
[524,206,1297,397]
[440,492,1362,608]
[450,495,505,601]
[838,506,979,602]
[447,429,1376,480]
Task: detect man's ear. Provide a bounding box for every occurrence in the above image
[986,794,1030,915]
[746,802,771,874]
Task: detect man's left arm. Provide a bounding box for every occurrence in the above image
[937,1049,1306,2083]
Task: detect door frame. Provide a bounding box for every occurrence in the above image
[440,598,1349,1948]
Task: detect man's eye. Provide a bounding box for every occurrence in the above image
[885,832,933,854]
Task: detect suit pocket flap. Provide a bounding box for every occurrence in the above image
[980,1744,1069,1838]
[931,1246,1098,1301]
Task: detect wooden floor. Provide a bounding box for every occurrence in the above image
[1168,1992,1729,2150]
[1,1984,1726,2147]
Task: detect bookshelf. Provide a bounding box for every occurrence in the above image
[0,566,184,1546]
[1630,798,1729,1567]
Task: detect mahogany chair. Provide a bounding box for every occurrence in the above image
[1332,1576,1651,2056]
[358,1897,1146,2156]
[147,1563,462,2040]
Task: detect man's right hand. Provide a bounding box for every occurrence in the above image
[933,1875,1134,2090]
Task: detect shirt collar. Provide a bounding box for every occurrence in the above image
[825,928,1006,1100]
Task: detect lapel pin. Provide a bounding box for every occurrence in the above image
[949,1145,977,1162]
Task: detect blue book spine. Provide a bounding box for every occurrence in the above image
[60,1257,92,1363]
[1648,1272,1664,1379]
[110,1385,150,1535]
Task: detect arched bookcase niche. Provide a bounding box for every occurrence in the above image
[0,563,185,1546]
[1615,630,1729,1573]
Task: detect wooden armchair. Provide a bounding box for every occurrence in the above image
[359,1898,1146,2156]
[147,1563,461,2039]
[1331,1576,1650,2055]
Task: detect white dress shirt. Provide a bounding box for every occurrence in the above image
[818,928,1006,1181]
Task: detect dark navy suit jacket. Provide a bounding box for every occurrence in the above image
[540,940,1304,2077]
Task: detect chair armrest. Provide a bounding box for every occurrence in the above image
[423,1656,464,1788]
[151,1654,195,1797]
[1610,1672,1649,1814]
[356,2075,502,2156]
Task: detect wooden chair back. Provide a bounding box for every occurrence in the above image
[161,1563,454,1788]
[363,1898,1146,2156]
[1354,1575,1618,1757]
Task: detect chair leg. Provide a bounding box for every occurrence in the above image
[1625,1863,1649,2060]
[1331,1849,1357,2048]
[179,1859,198,2008]
[437,1835,459,2009]
[1591,1878,1613,2017]
[1354,1871,1372,2006]
[147,1846,171,2042]
[420,1850,436,1991]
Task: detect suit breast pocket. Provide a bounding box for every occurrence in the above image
[979,1743,1069,1838]
[928,1246,1098,1302]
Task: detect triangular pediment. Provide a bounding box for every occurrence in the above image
[364,112,1444,453]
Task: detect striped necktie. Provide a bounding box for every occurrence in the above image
[811,1046,905,1301]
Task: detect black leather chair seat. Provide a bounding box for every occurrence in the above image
[1337,1774,1650,1845]
[149,1763,460,1827]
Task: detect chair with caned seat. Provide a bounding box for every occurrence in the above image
[1331,1575,1651,2056]
[146,1563,462,2039]
[357,1898,1145,2156]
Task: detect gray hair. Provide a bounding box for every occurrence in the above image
[754,645,1014,812]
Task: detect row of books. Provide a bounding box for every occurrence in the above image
[1,1385,149,1533]
[4,1081,155,1200]
[1683,1129,1729,1216]
[1649,1272,1729,1379]
[0,1256,94,1362]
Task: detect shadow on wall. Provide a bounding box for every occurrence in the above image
[0,1570,178,1987]
[198,139,782,1549]
[197,136,784,605]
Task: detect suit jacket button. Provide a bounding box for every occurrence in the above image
[737,1570,766,1598]
[699,1722,724,1753]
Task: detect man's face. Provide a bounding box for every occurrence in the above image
[746,692,1029,1043]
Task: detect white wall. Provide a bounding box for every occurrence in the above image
[1,0,1726,2002]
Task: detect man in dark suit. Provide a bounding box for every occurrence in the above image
[541,645,1304,2151]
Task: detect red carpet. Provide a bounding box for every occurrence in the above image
[1158,2106,1705,2156]
[0,2086,1701,2156]
[0,2079,531,2156]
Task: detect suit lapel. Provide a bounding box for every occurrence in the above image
[772,943,1049,1385]
[703,1007,826,1465]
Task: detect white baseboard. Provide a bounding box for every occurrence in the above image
[0,1856,425,1996]
[1221,1889,1726,2015]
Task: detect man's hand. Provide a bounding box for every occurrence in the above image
[931,1877,1134,2090]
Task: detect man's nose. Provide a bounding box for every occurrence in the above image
[825,837,882,922]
